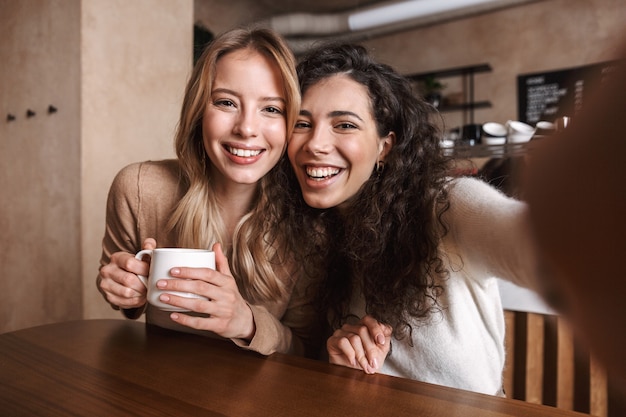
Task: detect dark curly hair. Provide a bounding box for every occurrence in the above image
[280,43,454,341]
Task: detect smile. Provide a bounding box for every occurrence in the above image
[227,146,263,157]
[306,166,340,181]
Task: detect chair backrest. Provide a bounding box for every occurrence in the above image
[503,310,609,416]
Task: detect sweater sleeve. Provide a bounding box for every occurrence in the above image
[97,162,146,319]
[443,176,540,290]
[230,304,293,355]
[97,160,181,319]
[101,163,144,263]
[231,274,324,358]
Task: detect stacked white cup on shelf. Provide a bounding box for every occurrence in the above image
[478,119,560,151]
[481,122,507,145]
[505,120,535,143]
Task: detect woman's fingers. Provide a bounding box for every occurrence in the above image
[327,331,358,367]
[156,277,240,318]
[162,292,254,339]
[98,251,149,309]
[361,315,392,346]
[142,238,157,250]
[157,292,207,313]
[158,268,230,301]
[328,333,358,367]
[327,325,382,374]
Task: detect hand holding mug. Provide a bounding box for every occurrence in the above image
[135,247,215,312]
[156,243,256,341]
[97,238,156,310]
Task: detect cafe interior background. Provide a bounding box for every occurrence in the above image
[1,0,624,411]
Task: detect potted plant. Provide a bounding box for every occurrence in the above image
[421,75,446,108]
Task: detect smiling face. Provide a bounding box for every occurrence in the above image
[203,47,287,189]
[288,74,394,210]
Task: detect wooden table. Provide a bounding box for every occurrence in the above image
[0,319,587,416]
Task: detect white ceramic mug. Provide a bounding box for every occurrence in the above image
[135,248,215,312]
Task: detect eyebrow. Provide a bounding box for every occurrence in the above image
[299,109,364,121]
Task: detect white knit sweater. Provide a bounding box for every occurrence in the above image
[350,176,538,396]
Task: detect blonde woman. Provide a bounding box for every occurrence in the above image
[97,27,319,357]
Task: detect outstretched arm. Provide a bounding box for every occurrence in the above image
[524,47,626,381]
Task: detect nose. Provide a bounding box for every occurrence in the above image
[302,126,333,155]
[233,107,259,138]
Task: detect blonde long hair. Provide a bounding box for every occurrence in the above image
[168,27,300,302]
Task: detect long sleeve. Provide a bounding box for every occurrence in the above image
[232,273,323,358]
[97,160,182,318]
[374,177,536,395]
[443,176,540,290]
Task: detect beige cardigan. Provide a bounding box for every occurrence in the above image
[98,159,321,357]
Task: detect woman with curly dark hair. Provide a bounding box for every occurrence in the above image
[285,43,539,396]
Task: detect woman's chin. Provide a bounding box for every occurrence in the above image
[303,193,336,210]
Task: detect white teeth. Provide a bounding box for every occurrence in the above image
[228,147,262,157]
[306,166,339,179]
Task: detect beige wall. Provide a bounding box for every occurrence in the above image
[0,0,192,333]
[193,0,267,36]
[80,0,193,321]
[1,0,82,333]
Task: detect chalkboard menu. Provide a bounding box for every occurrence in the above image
[517,60,619,124]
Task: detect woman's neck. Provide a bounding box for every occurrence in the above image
[214,181,258,240]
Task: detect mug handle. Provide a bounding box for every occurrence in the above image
[134,249,153,288]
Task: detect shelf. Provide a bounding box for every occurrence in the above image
[407,63,492,81]
[439,100,491,113]
[406,64,493,124]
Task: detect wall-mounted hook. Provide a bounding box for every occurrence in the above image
[7,114,16,122]
[48,105,57,114]
[26,109,36,118]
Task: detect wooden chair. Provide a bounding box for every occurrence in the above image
[503,310,609,416]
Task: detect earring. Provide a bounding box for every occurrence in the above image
[375,160,385,174]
